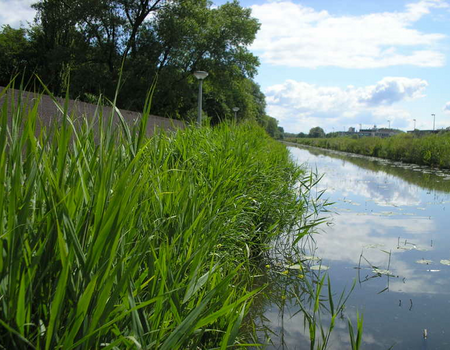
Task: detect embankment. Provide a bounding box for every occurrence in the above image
[287,133,450,169]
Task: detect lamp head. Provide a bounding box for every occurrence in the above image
[193,71,209,80]
[232,107,240,112]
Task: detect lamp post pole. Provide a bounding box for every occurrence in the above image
[232,107,240,123]
[432,114,435,131]
[193,71,208,126]
[197,80,203,126]
[413,119,416,130]
[387,120,391,129]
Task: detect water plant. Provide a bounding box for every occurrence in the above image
[0,81,311,349]
[288,133,450,169]
[249,253,363,350]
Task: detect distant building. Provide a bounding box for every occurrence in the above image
[358,125,401,138]
[375,128,401,138]
[332,125,402,138]
[359,128,376,137]
[407,130,440,136]
[336,127,357,137]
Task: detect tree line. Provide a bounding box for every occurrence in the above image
[0,0,282,133]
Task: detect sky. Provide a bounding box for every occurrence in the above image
[2,0,450,133]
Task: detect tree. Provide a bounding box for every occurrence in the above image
[124,0,262,121]
[262,115,283,139]
[0,25,34,85]
[2,0,267,126]
[277,126,284,139]
[326,132,338,138]
[309,127,325,138]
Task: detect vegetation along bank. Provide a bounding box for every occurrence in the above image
[287,132,450,169]
[0,87,310,349]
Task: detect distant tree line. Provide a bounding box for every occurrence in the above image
[0,0,279,130]
[283,126,327,139]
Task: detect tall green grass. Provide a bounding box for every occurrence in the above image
[287,133,450,168]
[0,83,310,349]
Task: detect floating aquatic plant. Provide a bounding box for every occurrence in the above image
[372,268,395,277]
[310,265,330,271]
[416,259,432,265]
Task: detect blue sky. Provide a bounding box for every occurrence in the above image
[2,0,450,133]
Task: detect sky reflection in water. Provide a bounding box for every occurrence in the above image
[256,146,450,350]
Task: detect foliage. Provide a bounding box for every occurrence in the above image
[0,83,309,349]
[303,146,450,193]
[309,127,326,138]
[0,26,34,81]
[262,115,284,139]
[325,132,339,138]
[0,0,269,125]
[288,133,450,168]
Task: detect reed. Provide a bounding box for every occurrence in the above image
[0,82,309,349]
[288,132,450,169]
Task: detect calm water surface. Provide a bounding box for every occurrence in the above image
[256,145,450,350]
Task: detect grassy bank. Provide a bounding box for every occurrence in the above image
[300,146,450,193]
[287,133,450,168]
[0,86,311,349]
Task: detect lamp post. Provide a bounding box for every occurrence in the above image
[387,120,391,129]
[432,114,435,131]
[413,119,416,130]
[232,107,240,122]
[193,71,208,126]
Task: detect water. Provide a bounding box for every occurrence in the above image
[255,145,450,350]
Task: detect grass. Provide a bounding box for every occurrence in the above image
[287,133,450,169]
[0,81,313,349]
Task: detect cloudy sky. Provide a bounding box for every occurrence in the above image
[217,0,450,133]
[2,0,450,133]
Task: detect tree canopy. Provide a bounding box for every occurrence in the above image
[309,126,326,138]
[0,0,275,127]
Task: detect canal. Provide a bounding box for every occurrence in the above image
[254,145,450,349]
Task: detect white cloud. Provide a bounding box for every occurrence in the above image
[312,212,435,266]
[358,77,428,106]
[251,0,448,68]
[0,0,36,28]
[443,101,450,114]
[266,77,427,133]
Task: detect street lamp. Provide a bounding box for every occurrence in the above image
[232,107,240,122]
[387,120,391,129]
[413,119,416,130]
[432,114,435,131]
[193,71,208,126]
